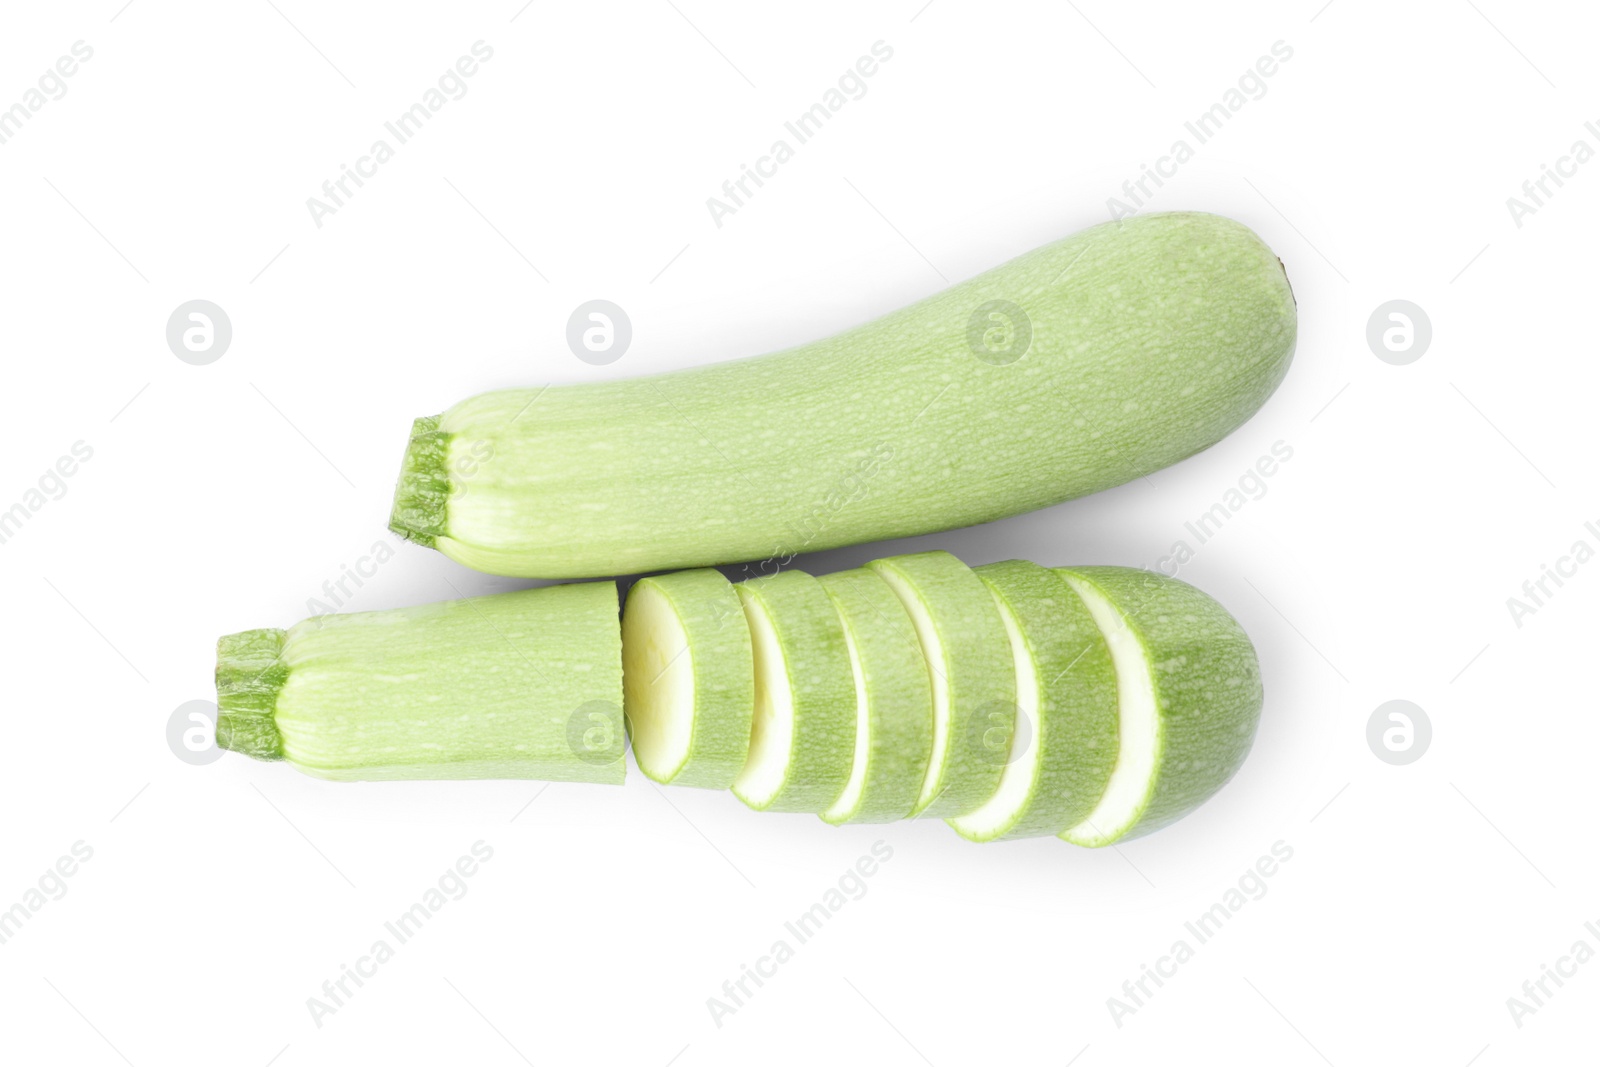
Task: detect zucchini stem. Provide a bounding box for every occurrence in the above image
[215,628,289,761]
[388,414,450,548]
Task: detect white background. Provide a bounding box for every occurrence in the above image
[0,1,1593,1063]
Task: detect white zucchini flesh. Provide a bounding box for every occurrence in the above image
[1057,574,1159,846]
[734,592,790,807]
[865,551,1015,819]
[831,609,870,818]
[817,568,935,825]
[622,568,753,788]
[1056,567,1263,847]
[946,561,1119,842]
[946,589,1042,840]
[731,571,857,813]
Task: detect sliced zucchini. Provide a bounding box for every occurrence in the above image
[622,568,754,788]
[1056,567,1262,846]
[816,568,935,825]
[947,561,1119,842]
[731,570,856,813]
[865,551,1016,819]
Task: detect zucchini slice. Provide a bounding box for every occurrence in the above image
[731,571,856,813]
[816,568,935,825]
[946,561,1119,842]
[865,551,1015,819]
[1056,567,1262,846]
[622,569,754,788]
[216,581,625,782]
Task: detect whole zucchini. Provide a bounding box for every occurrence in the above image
[390,212,1295,578]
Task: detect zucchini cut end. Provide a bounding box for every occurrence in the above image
[944,587,1040,842]
[622,580,697,784]
[215,628,289,762]
[730,586,791,810]
[865,562,949,818]
[818,607,872,825]
[388,414,450,549]
[622,570,754,789]
[1057,573,1159,848]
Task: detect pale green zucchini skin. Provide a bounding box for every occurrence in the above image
[216,581,626,783]
[391,212,1296,578]
[946,561,1119,842]
[621,568,754,789]
[1055,567,1262,845]
[731,570,857,814]
[865,551,1015,820]
[212,558,1262,843]
[816,568,935,825]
